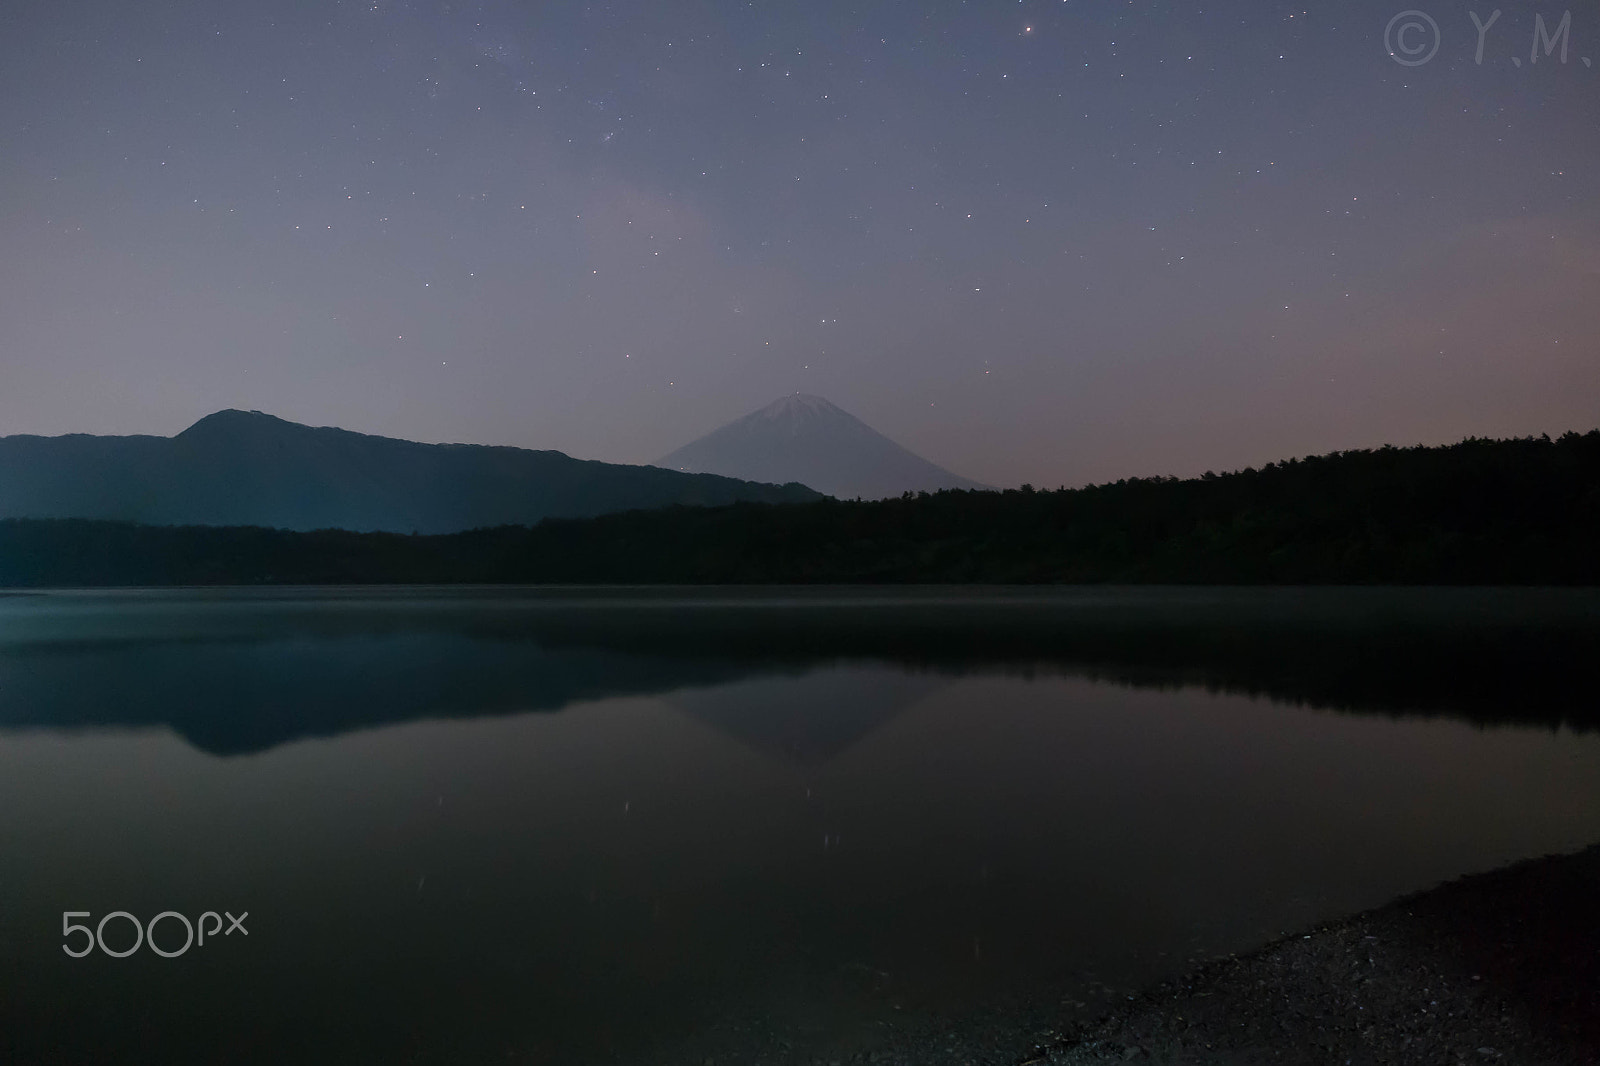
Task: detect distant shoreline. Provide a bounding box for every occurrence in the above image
[2,430,1598,586]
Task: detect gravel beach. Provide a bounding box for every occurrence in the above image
[670,845,1600,1066]
[1013,843,1600,1066]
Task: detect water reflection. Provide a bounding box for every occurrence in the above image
[1,587,1598,1065]
[1,586,1597,755]
[667,671,943,765]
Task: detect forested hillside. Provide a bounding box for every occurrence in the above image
[2,431,1596,586]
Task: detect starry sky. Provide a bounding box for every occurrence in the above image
[2,0,1596,488]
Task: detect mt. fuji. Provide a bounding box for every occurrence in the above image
[656,395,989,500]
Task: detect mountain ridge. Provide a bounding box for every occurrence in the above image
[0,409,820,533]
[1,429,1596,587]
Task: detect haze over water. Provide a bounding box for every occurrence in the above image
[3,587,1599,1064]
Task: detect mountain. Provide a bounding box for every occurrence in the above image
[0,409,820,533]
[655,394,989,500]
[4,430,1599,587]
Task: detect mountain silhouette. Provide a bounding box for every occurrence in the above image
[0,409,820,533]
[655,394,989,499]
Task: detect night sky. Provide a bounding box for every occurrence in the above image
[2,0,1596,488]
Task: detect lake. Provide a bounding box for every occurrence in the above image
[2,586,1599,1064]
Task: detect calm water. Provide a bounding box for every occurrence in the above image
[2,586,1599,1064]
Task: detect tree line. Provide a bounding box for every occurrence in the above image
[2,431,1597,586]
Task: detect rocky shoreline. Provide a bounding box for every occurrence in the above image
[1020,843,1600,1065]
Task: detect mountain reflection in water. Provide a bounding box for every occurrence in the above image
[0,586,1595,755]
